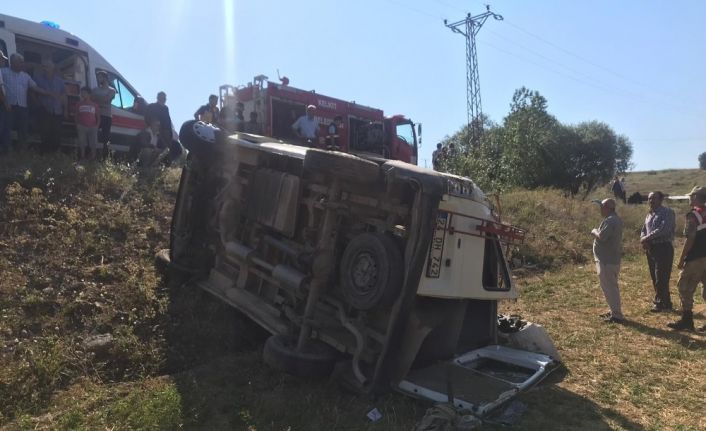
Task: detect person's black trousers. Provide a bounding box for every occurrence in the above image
[39,108,63,153]
[647,242,674,308]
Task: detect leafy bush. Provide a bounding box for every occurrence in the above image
[439,87,633,197]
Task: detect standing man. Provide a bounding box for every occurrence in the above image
[432,143,442,171]
[92,70,116,154]
[591,198,625,323]
[291,105,319,146]
[145,92,173,149]
[193,94,219,124]
[640,191,676,312]
[234,102,245,132]
[668,187,706,331]
[2,53,57,151]
[611,176,623,202]
[619,177,627,204]
[35,60,66,153]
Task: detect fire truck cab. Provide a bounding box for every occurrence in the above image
[220,76,420,164]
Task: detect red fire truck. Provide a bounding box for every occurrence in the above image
[219,75,420,164]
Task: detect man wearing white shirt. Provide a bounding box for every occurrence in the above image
[1,53,57,151]
[291,104,319,146]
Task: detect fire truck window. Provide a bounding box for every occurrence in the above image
[395,123,415,147]
[110,76,136,110]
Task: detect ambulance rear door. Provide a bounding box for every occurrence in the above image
[0,26,17,58]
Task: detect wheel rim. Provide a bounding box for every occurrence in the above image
[350,251,379,295]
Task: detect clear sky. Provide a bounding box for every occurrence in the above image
[4,0,705,171]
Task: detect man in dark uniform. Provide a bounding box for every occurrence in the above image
[325,115,343,150]
[640,191,676,312]
[668,186,706,331]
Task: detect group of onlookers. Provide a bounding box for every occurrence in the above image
[75,83,180,165]
[591,186,706,332]
[0,48,180,165]
[193,95,262,135]
[0,51,115,159]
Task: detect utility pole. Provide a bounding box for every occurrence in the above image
[445,6,503,147]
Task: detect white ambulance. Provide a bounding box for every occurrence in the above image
[0,14,151,153]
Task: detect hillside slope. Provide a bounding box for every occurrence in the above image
[1,159,705,430]
[623,168,706,196]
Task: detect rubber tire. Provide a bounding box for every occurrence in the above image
[262,334,338,379]
[303,149,380,184]
[339,233,404,310]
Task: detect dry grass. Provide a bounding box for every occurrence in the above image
[2,155,706,430]
[622,169,706,197]
[500,252,706,430]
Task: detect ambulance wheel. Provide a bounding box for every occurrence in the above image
[303,149,379,184]
[263,334,337,379]
[339,233,403,310]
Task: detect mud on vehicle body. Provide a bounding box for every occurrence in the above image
[169,120,557,417]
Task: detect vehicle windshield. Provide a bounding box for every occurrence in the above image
[395,122,415,147]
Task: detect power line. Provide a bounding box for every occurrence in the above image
[503,20,646,87]
[479,34,706,120]
[379,0,706,127]
[502,19,702,109]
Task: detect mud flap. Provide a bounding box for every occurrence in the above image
[398,345,556,418]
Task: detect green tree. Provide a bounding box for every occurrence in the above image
[438,87,633,198]
[699,152,706,170]
[564,122,626,197]
[500,87,561,188]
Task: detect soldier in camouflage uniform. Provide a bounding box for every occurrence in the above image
[668,186,706,331]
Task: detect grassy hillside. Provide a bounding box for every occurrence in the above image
[1,158,705,430]
[623,168,706,196]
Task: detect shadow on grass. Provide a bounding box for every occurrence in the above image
[162,270,424,430]
[621,319,706,349]
[163,269,271,429]
[498,384,647,431]
[162,273,643,430]
[475,365,645,430]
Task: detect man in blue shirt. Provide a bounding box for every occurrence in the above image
[2,53,57,151]
[640,191,676,312]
